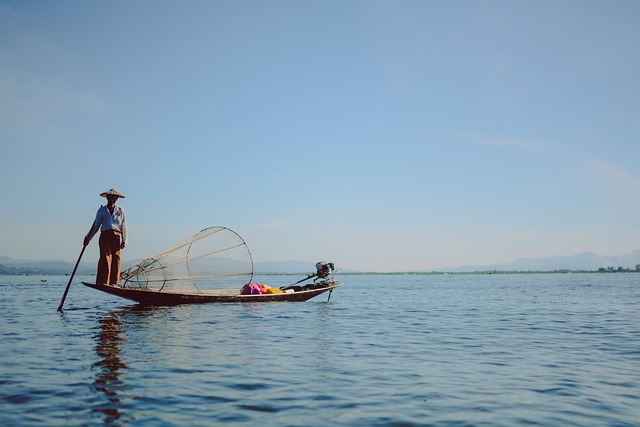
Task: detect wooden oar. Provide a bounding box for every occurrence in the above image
[57,244,88,311]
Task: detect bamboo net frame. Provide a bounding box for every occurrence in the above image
[120,227,254,292]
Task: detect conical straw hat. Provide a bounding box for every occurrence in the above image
[100,188,125,198]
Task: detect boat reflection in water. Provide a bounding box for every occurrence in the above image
[92,310,135,425]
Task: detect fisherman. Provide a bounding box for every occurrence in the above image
[84,188,128,286]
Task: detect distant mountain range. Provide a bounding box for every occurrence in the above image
[432,250,640,273]
[0,256,324,276]
[0,256,96,275]
[2,250,640,275]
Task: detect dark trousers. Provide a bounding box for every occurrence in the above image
[97,230,121,285]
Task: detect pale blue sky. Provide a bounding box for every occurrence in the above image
[1,1,639,272]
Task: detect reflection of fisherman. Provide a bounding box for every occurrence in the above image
[84,188,128,286]
[94,311,130,424]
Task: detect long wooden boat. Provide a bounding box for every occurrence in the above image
[82,279,341,305]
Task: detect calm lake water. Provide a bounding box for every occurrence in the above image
[1,273,639,426]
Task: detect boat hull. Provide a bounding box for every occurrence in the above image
[82,280,340,305]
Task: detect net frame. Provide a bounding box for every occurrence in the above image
[120,226,254,292]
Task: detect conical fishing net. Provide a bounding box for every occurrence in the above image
[120,227,254,292]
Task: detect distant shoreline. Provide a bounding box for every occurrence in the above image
[2,269,638,276]
[3,250,640,276]
[336,269,640,275]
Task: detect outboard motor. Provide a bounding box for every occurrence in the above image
[281,262,337,291]
[315,261,335,280]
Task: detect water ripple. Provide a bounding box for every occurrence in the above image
[1,274,640,426]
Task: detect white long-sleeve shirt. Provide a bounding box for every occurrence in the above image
[85,205,128,245]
